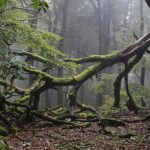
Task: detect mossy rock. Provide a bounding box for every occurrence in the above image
[0,126,8,136]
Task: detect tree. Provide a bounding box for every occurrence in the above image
[0,0,72,110]
[0,0,150,128]
[57,0,71,105]
[145,0,150,7]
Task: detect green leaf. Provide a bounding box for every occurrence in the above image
[31,0,40,9]
[0,0,4,9]
[31,0,49,12]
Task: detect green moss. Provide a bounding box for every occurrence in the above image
[65,51,120,64]
[44,113,49,117]
[10,125,20,135]
[0,142,8,150]
[79,112,87,118]
[143,113,150,121]
[15,95,30,103]
[0,137,9,150]
[0,126,8,136]
[98,118,126,127]
[75,63,100,82]
[78,112,97,119]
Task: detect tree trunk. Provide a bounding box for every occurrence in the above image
[28,11,38,86]
[124,63,138,114]
[57,0,70,105]
[140,0,145,103]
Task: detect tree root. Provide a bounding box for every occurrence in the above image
[76,101,98,114]
[31,111,91,128]
[119,133,135,138]
[98,118,126,127]
[143,113,150,121]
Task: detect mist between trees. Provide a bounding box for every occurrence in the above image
[0,0,150,132]
[0,0,150,149]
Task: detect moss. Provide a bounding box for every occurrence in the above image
[0,136,9,149]
[10,125,20,135]
[76,101,98,114]
[14,51,51,64]
[15,95,30,103]
[78,112,97,119]
[143,113,150,121]
[0,141,8,150]
[44,113,49,117]
[49,108,69,116]
[119,133,135,138]
[7,88,15,94]
[53,63,102,86]
[79,112,87,119]
[75,63,100,82]
[0,126,8,136]
[65,51,120,64]
[17,113,33,124]
[46,105,62,111]
[98,118,126,127]
[23,66,53,79]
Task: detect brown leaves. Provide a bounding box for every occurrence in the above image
[6,111,150,150]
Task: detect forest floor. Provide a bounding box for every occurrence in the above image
[6,111,150,150]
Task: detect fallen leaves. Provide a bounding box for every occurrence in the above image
[5,111,150,150]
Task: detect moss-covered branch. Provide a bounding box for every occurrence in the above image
[13,51,52,64]
[0,33,150,120]
[14,34,150,91]
[65,51,121,64]
[0,80,25,95]
[65,33,150,64]
[76,101,98,114]
[113,52,144,110]
[31,111,91,127]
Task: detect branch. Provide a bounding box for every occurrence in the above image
[22,66,53,80]
[13,51,52,65]
[0,80,25,95]
[65,33,150,64]
[146,49,150,54]
[7,7,37,13]
[145,0,150,7]
[65,51,121,64]
[9,33,150,96]
[22,35,150,88]
[4,100,30,109]
[113,52,144,108]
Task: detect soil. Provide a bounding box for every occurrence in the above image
[5,111,150,150]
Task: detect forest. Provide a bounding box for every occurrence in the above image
[0,0,150,149]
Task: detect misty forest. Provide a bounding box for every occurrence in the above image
[0,0,150,149]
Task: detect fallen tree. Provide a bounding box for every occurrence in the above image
[0,33,150,127]
[15,34,150,107]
